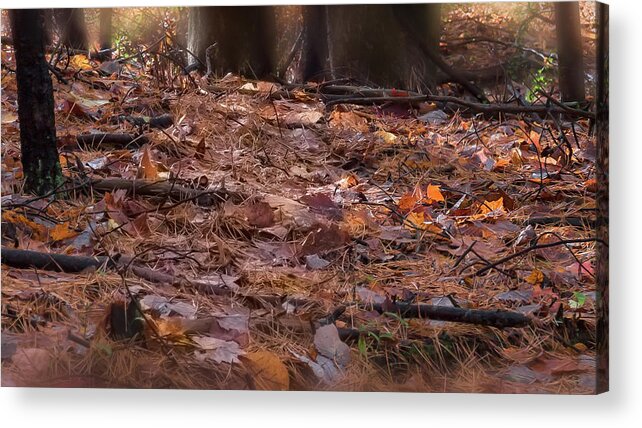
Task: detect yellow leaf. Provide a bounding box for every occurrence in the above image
[49,223,79,242]
[374,130,398,144]
[404,211,425,230]
[426,184,444,203]
[526,269,544,285]
[70,54,92,70]
[242,351,290,391]
[150,318,191,345]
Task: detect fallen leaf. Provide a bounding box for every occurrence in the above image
[137,145,159,180]
[11,348,51,379]
[313,324,351,368]
[526,269,544,285]
[192,336,244,364]
[374,130,398,144]
[426,184,445,203]
[70,54,92,70]
[49,222,80,242]
[242,351,290,391]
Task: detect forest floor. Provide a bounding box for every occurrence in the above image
[1,4,599,392]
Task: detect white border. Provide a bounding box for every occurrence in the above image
[2,1,641,427]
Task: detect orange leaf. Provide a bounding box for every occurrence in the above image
[398,193,419,213]
[137,145,159,180]
[480,197,505,215]
[529,130,542,152]
[426,184,444,203]
[2,210,47,240]
[585,178,597,193]
[526,269,544,285]
[49,223,79,242]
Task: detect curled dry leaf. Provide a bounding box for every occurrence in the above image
[137,145,159,180]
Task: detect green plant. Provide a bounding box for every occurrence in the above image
[526,56,555,102]
[569,291,587,309]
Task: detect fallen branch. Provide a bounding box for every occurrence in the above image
[525,216,595,228]
[1,247,110,272]
[0,248,231,295]
[75,133,149,149]
[324,93,594,119]
[473,237,599,277]
[369,302,531,328]
[85,177,227,207]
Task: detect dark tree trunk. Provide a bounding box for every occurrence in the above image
[595,1,609,394]
[325,4,440,91]
[301,5,329,82]
[555,2,585,102]
[54,8,88,52]
[99,8,113,58]
[42,9,54,46]
[187,6,276,78]
[9,9,64,196]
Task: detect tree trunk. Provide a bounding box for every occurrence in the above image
[9,9,64,196]
[301,5,329,82]
[595,1,609,394]
[187,6,276,78]
[555,2,585,102]
[99,8,113,57]
[54,8,88,52]
[325,4,440,91]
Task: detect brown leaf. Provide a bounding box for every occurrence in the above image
[137,145,159,180]
[242,351,290,391]
[11,348,51,379]
[299,224,350,256]
[244,202,275,228]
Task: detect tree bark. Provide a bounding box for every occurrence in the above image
[187,6,276,78]
[555,2,586,102]
[325,4,440,91]
[54,8,88,52]
[595,1,609,394]
[99,8,113,58]
[9,9,64,196]
[301,5,329,82]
